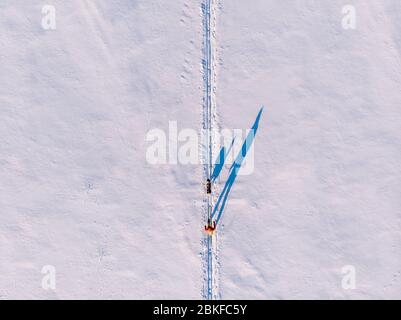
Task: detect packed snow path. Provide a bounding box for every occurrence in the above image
[202,0,218,300]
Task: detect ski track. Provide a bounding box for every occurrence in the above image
[202,0,219,300]
[201,0,262,297]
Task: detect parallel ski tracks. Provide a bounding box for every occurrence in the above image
[202,0,218,300]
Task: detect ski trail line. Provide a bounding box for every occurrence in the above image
[202,0,218,300]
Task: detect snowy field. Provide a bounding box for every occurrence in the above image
[1,0,401,299]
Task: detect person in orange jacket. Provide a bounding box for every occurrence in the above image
[204,219,216,235]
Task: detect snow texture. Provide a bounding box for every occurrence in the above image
[1,0,401,299]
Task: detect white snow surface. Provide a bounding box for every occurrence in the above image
[1,0,401,299]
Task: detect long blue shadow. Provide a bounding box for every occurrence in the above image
[211,138,235,182]
[212,107,264,225]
